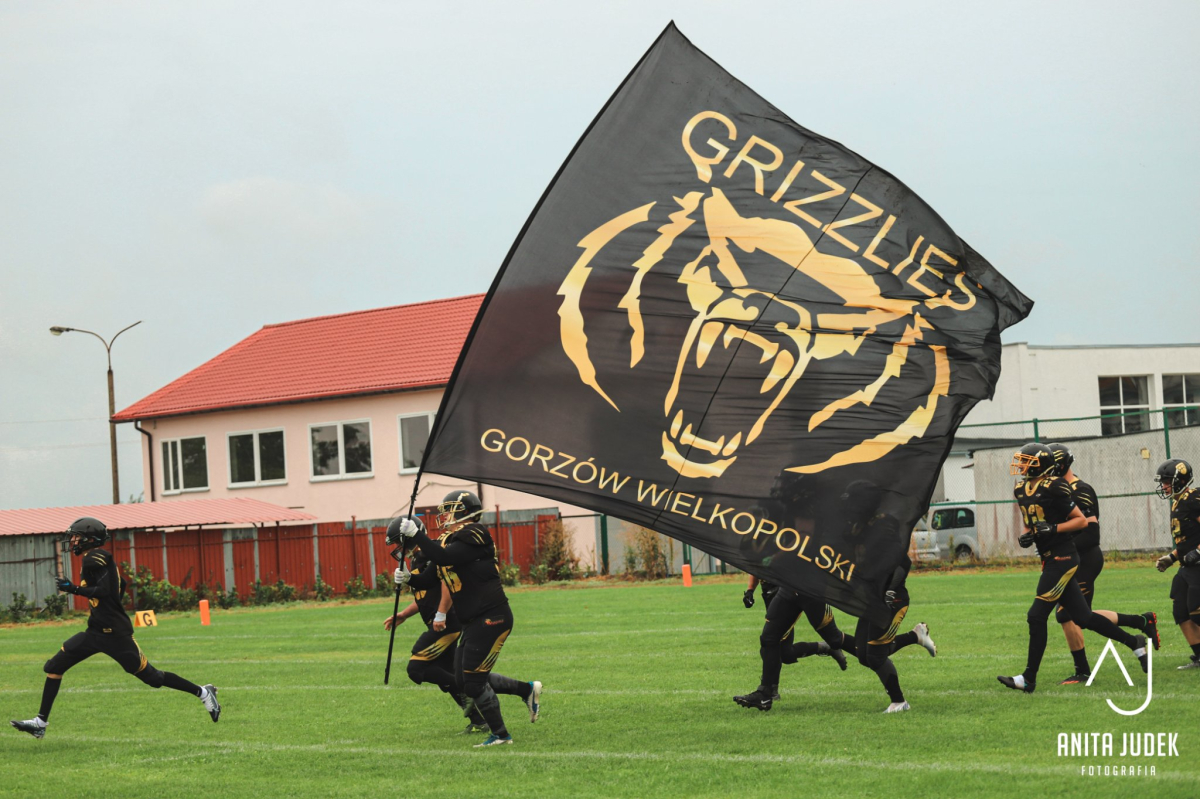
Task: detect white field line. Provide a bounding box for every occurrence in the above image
[49,734,1196,781]
[47,617,1044,642]
[0,651,1165,667]
[2,683,1181,701]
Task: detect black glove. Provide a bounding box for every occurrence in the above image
[1182,549,1200,567]
[742,589,754,609]
[884,590,899,609]
[1032,521,1056,540]
[1018,531,1036,548]
[56,578,76,594]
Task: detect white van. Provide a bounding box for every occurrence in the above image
[912,505,978,562]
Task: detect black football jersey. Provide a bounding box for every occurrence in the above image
[1014,475,1077,558]
[407,551,461,630]
[1068,477,1101,552]
[413,523,508,622]
[1171,488,1200,562]
[75,548,133,635]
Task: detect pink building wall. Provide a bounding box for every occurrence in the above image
[131,388,603,568]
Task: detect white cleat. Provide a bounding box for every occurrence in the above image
[914,622,937,657]
[200,685,221,722]
[9,717,46,739]
[526,680,542,723]
[885,701,911,713]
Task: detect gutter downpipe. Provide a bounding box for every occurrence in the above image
[135,421,155,502]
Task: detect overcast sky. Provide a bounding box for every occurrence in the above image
[2,0,1198,511]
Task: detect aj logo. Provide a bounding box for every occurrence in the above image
[1086,640,1152,716]
[557,182,951,479]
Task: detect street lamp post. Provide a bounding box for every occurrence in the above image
[50,321,142,504]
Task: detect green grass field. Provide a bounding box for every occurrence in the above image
[1,563,1196,798]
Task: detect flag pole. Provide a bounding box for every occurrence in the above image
[384,474,424,685]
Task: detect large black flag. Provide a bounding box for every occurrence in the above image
[422,23,1031,623]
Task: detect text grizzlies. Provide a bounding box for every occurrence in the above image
[682,110,978,310]
[480,428,857,583]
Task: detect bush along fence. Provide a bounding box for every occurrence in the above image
[937,406,1200,560]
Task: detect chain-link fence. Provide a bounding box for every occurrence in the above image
[933,407,1200,559]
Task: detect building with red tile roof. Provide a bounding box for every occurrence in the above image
[114,294,484,422]
[102,295,601,596]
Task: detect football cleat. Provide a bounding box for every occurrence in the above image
[473,733,513,748]
[461,722,490,734]
[9,718,46,739]
[1133,635,1149,674]
[885,701,911,713]
[1178,655,1200,671]
[1059,672,1090,685]
[1143,612,1161,651]
[526,681,542,723]
[733,689,774,711]
[914,622,937,658]
[829,648,848,671]
[997,675,1035,693]
[200,685,221,722]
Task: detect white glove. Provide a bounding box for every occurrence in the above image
[393,566,412,586]
[1157,553,1175,572]
[397,517,421,538]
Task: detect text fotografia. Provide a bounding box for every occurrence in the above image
[1058,732,1178,757]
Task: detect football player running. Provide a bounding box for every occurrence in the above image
[1153,459,1200,670]
[733,582,935,712]
[391,491,541,747]
[999,444,1149,694]
[383,517,488,734]
[10,517,220,740]
[1046,443,1158,685]
[742,575,845,670]
[847,555,937,714]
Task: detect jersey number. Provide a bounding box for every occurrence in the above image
[1021,504,1046,527]
[439,567,463,594]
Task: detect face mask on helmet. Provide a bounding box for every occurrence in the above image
[385,514,426,562]
[436,491,483,530]
[1011,444,1052,477]
[1156,459,1193,499]
[67,516,108,556]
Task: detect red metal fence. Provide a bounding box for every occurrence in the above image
[66,510,561,608]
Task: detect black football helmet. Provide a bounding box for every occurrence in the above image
[1011,442,1054,478]
[67,516,108,556]
[1046,442,1074,477]
[385,514,425,562]
[1155,459,1193,499]
[437,490,483,529]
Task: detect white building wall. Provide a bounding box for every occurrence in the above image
[943,343,1200,505]
[940,454,976,503]
[965,343,1200,425]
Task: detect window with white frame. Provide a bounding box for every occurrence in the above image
[228,429,286,486]
[309,420,373,480]
[1164,373,1200,429]
[1098,376,1150,435]
[162,436,208,493]
[398,412,435,474]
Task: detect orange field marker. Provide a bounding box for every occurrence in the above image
[199,598,211,626]
[682,564,693,587]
